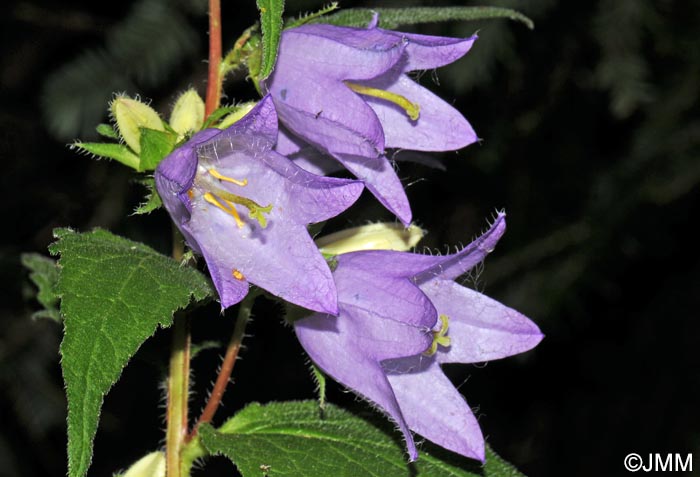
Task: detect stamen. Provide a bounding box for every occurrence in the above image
[345,82,420,121]
[232,269,245,281]
[203,192,245,228]
[208,169,249,186]
[423,314,451,356]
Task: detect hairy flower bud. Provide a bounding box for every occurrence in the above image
[316,223,425,255]
[169,89,205,137]
[111,96,164,154]
[120,451,165,477]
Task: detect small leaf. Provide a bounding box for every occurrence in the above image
[50,228,212,477]
[21,253,61,321]
[200,401,525,477]
[133,177,163,215]
[318,6,534,30]
[256,0,285,80]
[138,127,176,171]
[70,142,140,170]
[96,123,119,140]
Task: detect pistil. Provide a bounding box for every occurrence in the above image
[345,82,420,120]
[423,314,451,356]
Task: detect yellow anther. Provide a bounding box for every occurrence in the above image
[203,192,245,228]
[345,82,420,121]
[232,269,245,281]
[208,169,249,186]
[423,314,451,356]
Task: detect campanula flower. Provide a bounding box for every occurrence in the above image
[294,213,543,461]
[265,17,477,224]
[155,96,363,313]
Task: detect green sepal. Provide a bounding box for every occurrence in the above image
[96,123,119,140]
[255,0,285,80]
[309,363,327,410]
[285,2,339,29]
[138,127,177,171]
[49,228,213,477]
[318,6,534,30]
[70,142,140,170]
[199,401,526,477]
[202,105,240,129]
[133,177,163,215]
[21,253,61,321]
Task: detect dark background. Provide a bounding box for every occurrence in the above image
[2,0,699,476]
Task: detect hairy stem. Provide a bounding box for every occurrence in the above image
[204,0,222,117]
[166,229,191,477]
[190,292,256,438]
[166,316,191,477]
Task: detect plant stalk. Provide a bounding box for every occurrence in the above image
[204,0,223,116]
[189,292,256,439]
[166,229,191,477]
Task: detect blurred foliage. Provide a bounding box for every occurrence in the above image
[4,0,699,476]
[40,0,206,140]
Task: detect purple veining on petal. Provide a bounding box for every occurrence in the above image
[155,95,363,312]
[294,214,543,462]
[266,20,478,222]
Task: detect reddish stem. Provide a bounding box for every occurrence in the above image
[204,0,222,117]
[188,295,254,439]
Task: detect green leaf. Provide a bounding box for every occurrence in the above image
[138,127,176,171]
[70,142,140,170]
[49,228,212,477]
[96,123,119,139]
[133,177,163,215]
[256,0,285,80]
[318,6,534,30]
[200,401,524,477]
[21,253,61,321]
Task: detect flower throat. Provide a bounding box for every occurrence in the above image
[194,168,273,228]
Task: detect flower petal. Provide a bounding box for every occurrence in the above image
[333,153,412,225]
[214,95,278,149]
[260,152,364,224]
[334,254,438,329]
[415,213,506,282]
[383,356,485,462]
[421,280,544,363]
[276,128,344,176]
[362,73,477,151]
[155,128,222,254]
[186,206,338,313]
[295,307,433,461]
[271,80,386,159]
[275,24,407,80]
[400,33,477,71]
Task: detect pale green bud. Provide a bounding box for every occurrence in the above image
[218,102,257,129]
[316,223,425,255]
[119,451,165,477]
[111,96,164,154]
[169,89,205,137]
